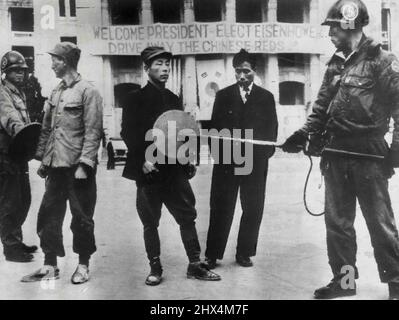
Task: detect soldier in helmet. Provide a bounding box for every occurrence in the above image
[0,51,38,263]
[282,0,399,300]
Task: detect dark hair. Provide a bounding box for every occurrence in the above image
[233,49,256,69]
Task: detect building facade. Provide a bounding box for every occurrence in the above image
[0,0,398,141]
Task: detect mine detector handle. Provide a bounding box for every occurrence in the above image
[303,132,385,160]
[192,133,282,147]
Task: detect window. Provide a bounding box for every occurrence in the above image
[278,54,305,68]
[59,0,66,17]
[10,7,34,32]
[277,0,307,23]
[194,0,222,22]
[70,0,76,17]
[60,36,77,44]
[382,8,391,51]
[236,0,262,23]
[279,82,305,105]
[152,0,181,23]
[109,0,140,25]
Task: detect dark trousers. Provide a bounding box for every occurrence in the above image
[0,172,31,253]
[205,162,268,260]
[322,156,399,283]
[136,169,201,263]
[37,168,97,258]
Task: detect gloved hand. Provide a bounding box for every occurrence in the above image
[183,163,197,180]
[387,149,399,168]
[281,131,308,153]
[304,132,329,157]
[37,164,49,179]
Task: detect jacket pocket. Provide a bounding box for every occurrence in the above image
[343,75,376,123]
[62,103,83,130]
[344,75,375,89]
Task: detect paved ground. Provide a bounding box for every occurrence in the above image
[1,153,399,300]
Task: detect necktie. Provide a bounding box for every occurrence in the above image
[243,86,250,103]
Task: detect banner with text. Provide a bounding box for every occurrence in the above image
[92,22,332,56]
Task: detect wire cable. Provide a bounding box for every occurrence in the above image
[303,154,325,217]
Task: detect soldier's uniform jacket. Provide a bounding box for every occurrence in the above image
[300,36,399,157]
[0,79,30,174]
[35,75,103,169]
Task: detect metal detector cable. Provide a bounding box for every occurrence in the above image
[303,154,325,217]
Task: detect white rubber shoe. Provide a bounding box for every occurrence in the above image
[71,264,90,285]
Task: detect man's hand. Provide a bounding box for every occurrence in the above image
[75,164,88,180]
[143,161,159,175]
[37,164,49,179]
[184,163,197,180]
[281,131,308,153]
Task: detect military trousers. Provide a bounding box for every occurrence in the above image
[37,168,97,258]
[136,168,201,263]
[322,156,399,283]
[0,172,31,253]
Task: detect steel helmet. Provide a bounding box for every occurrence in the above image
[322,0,369,29]
[1,51,28,74]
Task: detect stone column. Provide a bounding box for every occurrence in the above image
[0,1,10,57]
[225,0,236,22]
[265,0,279,103]
[225,0,236,84]
[101,0,115,139]
[267,0,277,22]
[141,0,153,25]
[182,0,197,113]
[309,0,321,103]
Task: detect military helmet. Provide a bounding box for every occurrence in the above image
[1,51,28,74]
[322,0,369,29]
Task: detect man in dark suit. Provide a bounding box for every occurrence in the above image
[121,47,221,286]
[204,49,278,269]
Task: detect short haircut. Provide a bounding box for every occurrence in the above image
[233,49,256,69]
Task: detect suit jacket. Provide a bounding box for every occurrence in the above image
[121,82,182,182]
[204,83,278,173]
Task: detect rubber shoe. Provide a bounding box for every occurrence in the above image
[21,265,60,282]
[71,264,90,285]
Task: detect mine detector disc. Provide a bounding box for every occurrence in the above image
[9,122,42,162]
[153,110,200,160]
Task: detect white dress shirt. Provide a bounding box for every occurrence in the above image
[239,82,254,104]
